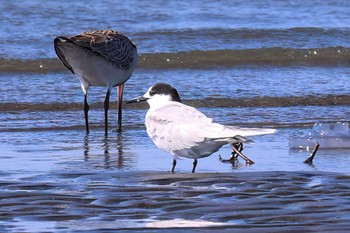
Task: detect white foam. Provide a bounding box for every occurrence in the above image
[145,218,233,228]
[289,122,350,150]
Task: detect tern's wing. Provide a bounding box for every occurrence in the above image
[145,102,233,152]
[145,102,276,153]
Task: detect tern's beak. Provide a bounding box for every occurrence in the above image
[125,96,148,104]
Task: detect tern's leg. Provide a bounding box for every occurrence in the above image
[192,159,198,173]
[117,84,125,132]
[171,159,177,173]
[104,89,111,135]
[230,142,243,160]
[219,143,243,163]
[84,94,90,134]
[237,143,244,153]
[231,143,243,160]
[231,144,255,165]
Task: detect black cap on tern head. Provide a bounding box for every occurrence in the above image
[149,83,182,102]
[125,82,182,104]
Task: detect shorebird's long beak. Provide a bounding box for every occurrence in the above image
[125,96,148,104]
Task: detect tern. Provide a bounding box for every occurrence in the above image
[54,30,138,134]
[126,83,276,173]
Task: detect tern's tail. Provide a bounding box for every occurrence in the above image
[228,127,277,137]
[210,126,276,142]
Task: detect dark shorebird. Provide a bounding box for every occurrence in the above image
[54,30,138,134]
[127,83,276,173]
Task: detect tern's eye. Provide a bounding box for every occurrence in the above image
[149,90,157,96]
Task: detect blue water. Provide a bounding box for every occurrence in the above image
[0,67,349,104]
[1,0,350,58]
[1,0,349,173]
[0,0,349,178]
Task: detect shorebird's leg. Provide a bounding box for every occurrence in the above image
[84,94,90,134]
[192,159,198,173]
[171,159,177,173]
[104,89,111,135]
[117,84,125,132]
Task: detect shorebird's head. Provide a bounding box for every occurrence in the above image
[126,83,181,108]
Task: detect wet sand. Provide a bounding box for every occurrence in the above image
[1,114,350,232]
[1,170,350,232]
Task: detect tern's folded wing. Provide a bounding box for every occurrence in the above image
[145,103,227,152]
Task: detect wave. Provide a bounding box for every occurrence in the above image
[1,95,349,112]
[137,26,349,34]
[133,27,350,53]
[138,47,350,69]
[136,27,350,46]
[0,46,349,73]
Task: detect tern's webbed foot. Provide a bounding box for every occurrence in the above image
[219,152,239,163]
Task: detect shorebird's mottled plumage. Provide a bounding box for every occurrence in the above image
[55,30,136,72]
[54,30,138,133]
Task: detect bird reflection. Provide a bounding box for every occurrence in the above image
[102,135,111,168]
[83,132,126,169]
[83,134,90,161]
[116,133,124,168]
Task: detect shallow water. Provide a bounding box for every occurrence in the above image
[1,66,350,103]
[1,126,350,175]
[1,0,350,232]
[2,0,350,59]
[1,121,350,231]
